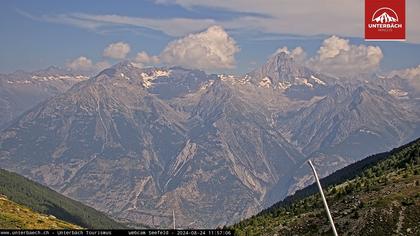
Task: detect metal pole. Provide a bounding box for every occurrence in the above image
[172,209,176,230]
[308,160,338,236]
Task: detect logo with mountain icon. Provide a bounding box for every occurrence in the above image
[365,0,405,41]
[372,8,398,23]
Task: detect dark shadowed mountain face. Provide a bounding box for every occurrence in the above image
[0,54,419,228]
[0,66,88,129]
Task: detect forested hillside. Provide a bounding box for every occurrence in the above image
[0,169,126,229]
[231,138,420,235]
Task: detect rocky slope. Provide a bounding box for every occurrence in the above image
[0,54,419,228]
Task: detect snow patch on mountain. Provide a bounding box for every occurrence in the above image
[218,74,235,81]
[295,77,313,88]
[359,128,380,136]
[388,89,408,97]
[238,77,251,85]
[200,80,215,90]
[141,69,171,88]
[310,75,326,85]
[31,75,88,81]
[259,77,272,88]
[217,74,250,86]
[6,80,31,84]
[278,81,292,90]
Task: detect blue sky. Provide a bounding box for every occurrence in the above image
[1,0,420,75]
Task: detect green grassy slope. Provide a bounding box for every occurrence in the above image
[0,169,126,229]
[231,138,420,235]
[0,194,82,229]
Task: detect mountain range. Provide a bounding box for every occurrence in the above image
[0,66,88,129]
[0,52,419,228]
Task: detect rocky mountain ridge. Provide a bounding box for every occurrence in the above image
[0,53,419,227]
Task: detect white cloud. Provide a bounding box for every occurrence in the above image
[66,56,94,71]
[37,12,216,37]
[390,65,420,90]
[391,65,420,79]
[19,1,420,43]
[307,36,383,76]
[95,60,112,71]
[270,36,383,77]
[103,42,131,59]
[273,46,306,63]
[70,26,239,72]
[66,56,110,74]
[274,47,290,55]
[81,13,216,37]
[16,9,106,31]
[134,51,160,65]
[159,25,240,70]
[317,36,350,61]
[154,0,420,43]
